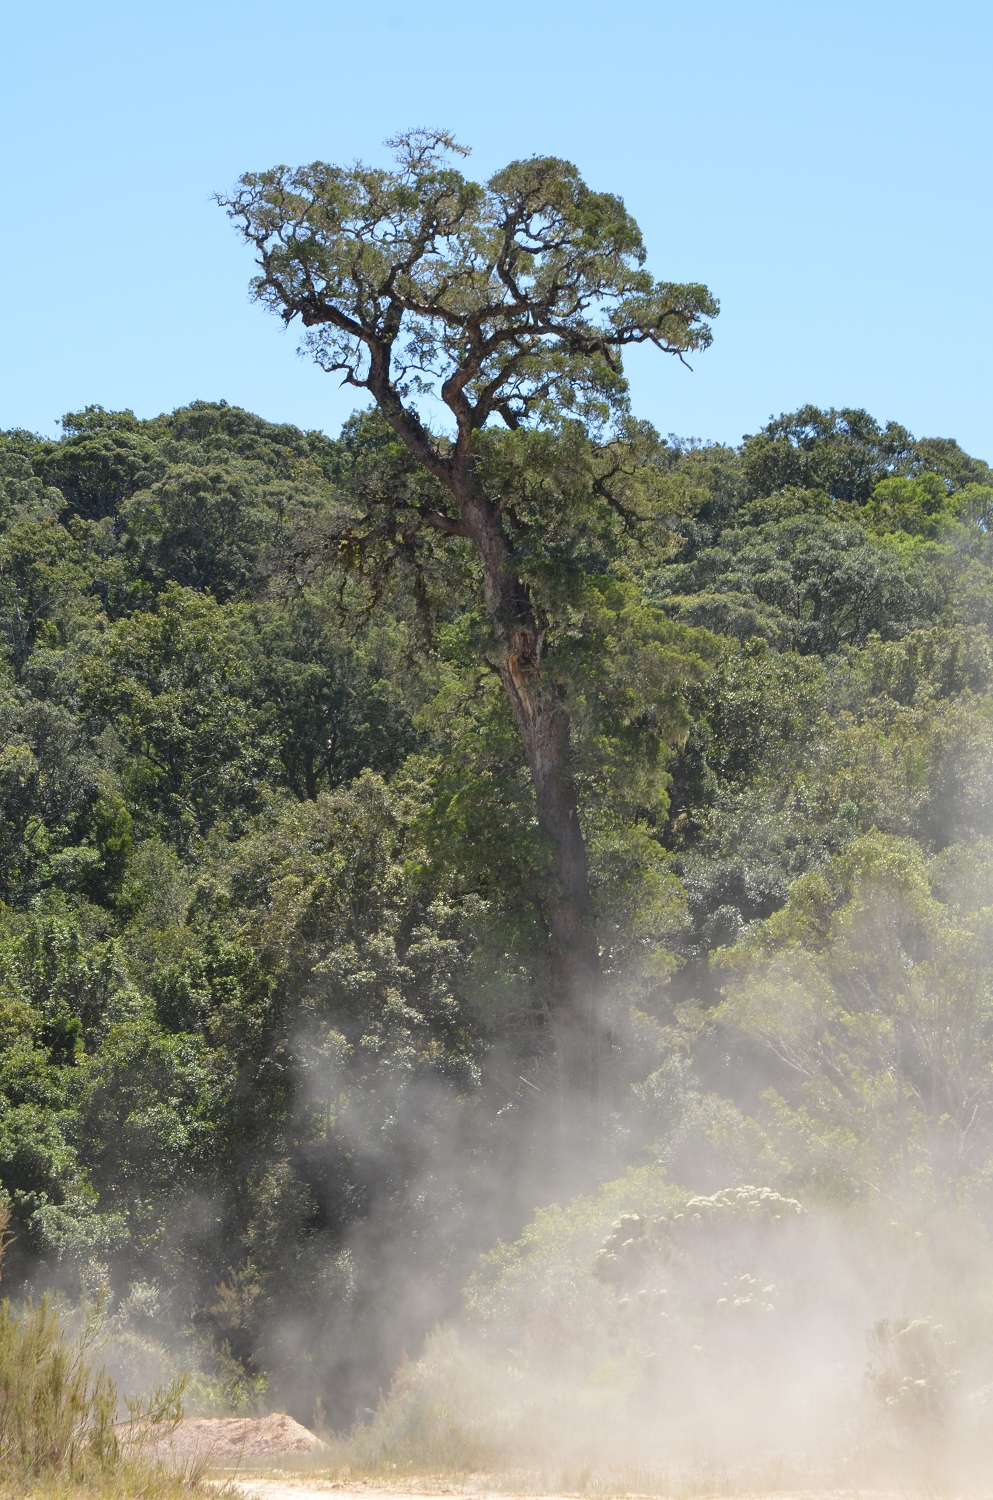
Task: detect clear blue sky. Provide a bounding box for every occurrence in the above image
[2,0,990,457]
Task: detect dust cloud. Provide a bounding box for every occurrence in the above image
[248,1007,993,1494]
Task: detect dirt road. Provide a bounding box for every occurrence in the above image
[232,1485,918,1500]
[233,1486,537,1500]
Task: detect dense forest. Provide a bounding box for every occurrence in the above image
[2,390,993,1426]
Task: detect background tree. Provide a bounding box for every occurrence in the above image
[217,129,717,1081]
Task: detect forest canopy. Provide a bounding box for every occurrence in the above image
[1,394,993,1421]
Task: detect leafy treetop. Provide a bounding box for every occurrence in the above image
[217,129,718,509]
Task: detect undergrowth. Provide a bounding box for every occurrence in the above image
[0,1200,238,1498]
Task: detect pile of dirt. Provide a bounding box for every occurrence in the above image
[134,1413,325,1465]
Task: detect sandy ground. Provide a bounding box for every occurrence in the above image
[175,1420,966,1499]
[234,1488,514,1500]
[136,1414,325,1466]
[233,1490,544,1500]
[229,1484,925,1500]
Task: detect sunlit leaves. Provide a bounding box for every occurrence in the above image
[219,133,717,439]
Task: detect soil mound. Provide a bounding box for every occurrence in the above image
[137,1413,324,1465]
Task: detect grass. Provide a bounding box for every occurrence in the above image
[0,1466,242,1500]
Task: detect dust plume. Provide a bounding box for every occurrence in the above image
[267,831,993,1492]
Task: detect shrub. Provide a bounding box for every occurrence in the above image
[0,1199,215,1498]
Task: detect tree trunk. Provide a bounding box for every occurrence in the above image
[505,670,601,1100]
[464,497,601,1098]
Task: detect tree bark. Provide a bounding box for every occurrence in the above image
[369,393,602,1095]
[461,495,601,1097]
[506,674,601,1099]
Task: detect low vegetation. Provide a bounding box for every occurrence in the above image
[0,1202,230,1498]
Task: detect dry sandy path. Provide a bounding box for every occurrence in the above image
[232,1487,545,1500]
[231,1485,918,1500]
[232,1485,535,1500]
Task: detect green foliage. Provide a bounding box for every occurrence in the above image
[737,405,991,504]
[217,772,481,1076]
[648,512,947,654]
[76,1019,218,1218]
[220,130,717,437]
[463,1164,680,1346]
[1,390,993,1430]
[716,832,993,1199]
[38,409,160,523]
[81,587,276,848]
[252,597,420,798]
[0,1291,118,1475]
[88,795,133,907]
[0,1200,205,1498]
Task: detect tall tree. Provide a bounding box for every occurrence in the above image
[218,129,717,1084]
